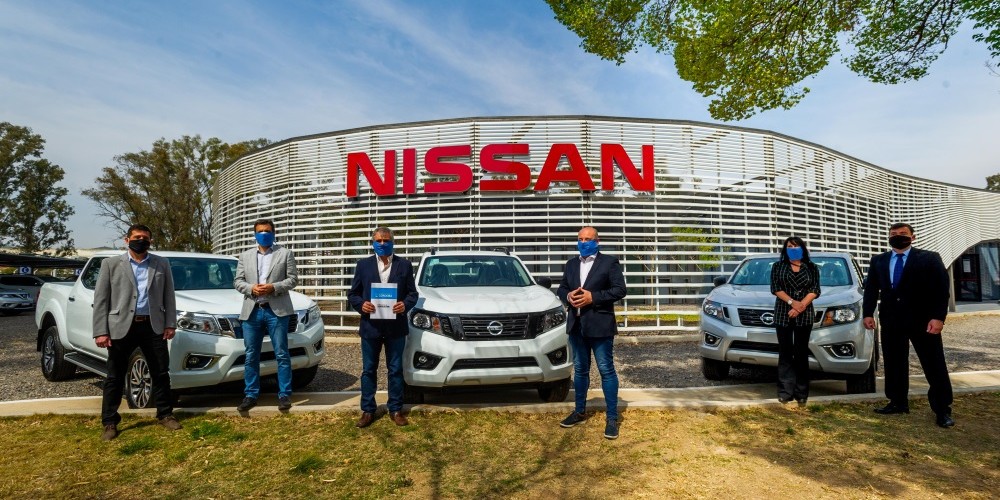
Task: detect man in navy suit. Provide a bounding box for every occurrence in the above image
[557,226,627,439]
[348,227,419,428]
[863,222,954,428]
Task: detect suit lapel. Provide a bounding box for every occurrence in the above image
[120,253,138,287]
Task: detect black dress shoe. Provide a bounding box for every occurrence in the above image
[936,414,955,428]
[874,403,910,414]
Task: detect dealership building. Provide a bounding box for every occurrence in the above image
[212,116,1000,333]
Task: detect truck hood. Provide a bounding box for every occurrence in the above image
[174,289,314,315]
[416,286,562,314]
[707,284,860,308]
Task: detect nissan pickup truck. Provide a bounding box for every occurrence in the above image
[404,249,572,403]
[35,250,325,408]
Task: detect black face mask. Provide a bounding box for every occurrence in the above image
[888,235,912,250]
[128,239,151,254]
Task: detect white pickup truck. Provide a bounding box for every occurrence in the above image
[35,250,325,408]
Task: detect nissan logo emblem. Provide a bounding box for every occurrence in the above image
[487,321,504,336]
[761,312,775,326]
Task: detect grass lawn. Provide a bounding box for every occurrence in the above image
[2,392,998,499]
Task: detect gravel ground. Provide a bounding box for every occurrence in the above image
[2,312,999,402]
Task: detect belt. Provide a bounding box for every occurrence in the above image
[133,315,150,322]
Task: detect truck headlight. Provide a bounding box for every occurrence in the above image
[176,312,234,338]
[534,307,567,335]
[306,304,321,326]
[410,309,452,338]
[702,299,729,324]
[821,302,860,327]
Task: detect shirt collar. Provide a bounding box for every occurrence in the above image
[579,255,596,263]
[257,246,273,255]
[128,254,148,265]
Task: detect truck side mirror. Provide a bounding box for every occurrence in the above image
[536,276,553,289]
[712,276,728,288]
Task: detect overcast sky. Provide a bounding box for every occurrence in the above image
[2,0,998,249]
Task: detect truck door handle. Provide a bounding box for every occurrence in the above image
[68,297,75,302]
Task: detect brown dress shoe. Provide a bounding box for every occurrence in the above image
[101,424,119,441]
[159,415,183,431]
[356,412,375,428]
[390,411,409,426]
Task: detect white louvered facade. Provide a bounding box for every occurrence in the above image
[212,116,1000,333]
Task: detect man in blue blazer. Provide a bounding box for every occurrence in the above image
[233,218,299,413]
[348,227,419,428]
[557,226,627,439]
[863,222,954,427]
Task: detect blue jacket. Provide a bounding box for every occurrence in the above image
[557,252,627,337]
[347,255,419,339]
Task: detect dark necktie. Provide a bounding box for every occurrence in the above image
[891,254,904,289]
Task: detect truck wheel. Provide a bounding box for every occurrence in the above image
[292,365,319,389]
[538,378,571,402]
[701,358,730,381]
[125,349,153,409]
[846,357,877,394]
[402,382,425,404]
[41,326,76,381]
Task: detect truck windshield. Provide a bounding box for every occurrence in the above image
[729,257,853,287]
[419,256,533,287]
[166,257,238,291]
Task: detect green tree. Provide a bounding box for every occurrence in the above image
[83,135,270,252]
[0,122,76,255]
[987,173,1000,191]
[546,0,1000,120]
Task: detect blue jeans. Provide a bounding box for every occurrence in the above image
[360,335,406,413]
[243,304,292,398]
[567,333,619,421]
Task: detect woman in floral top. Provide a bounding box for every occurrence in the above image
[770,236,821,405]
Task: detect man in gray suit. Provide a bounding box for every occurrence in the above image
[94,223,180,441]
[233,218,299,413]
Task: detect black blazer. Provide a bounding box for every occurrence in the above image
[862,247,949,331]
[347,255,419,339]
[557,252,627,338]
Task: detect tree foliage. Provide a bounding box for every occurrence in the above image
[83,136,270,252]
[987,172,1000,191]
[0,122,75,255]
[547,0,1000,120]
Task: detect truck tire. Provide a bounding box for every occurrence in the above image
[402,382,425,404]
[125,349,153,409]
[846,357,877,394]
[40,326,76,381]
[538,378,571,402]
[292,365,319,389]
[701,357,730,381]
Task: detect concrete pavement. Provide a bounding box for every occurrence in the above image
[2,370,997,418]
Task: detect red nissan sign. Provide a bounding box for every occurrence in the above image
[347,143,654,197]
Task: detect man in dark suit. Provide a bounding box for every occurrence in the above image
[348,227,419,428]
[234,218,299,413]
[863,222,954,428]
[557,226,627,439]
[93,223,180,440]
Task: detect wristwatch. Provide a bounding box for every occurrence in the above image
[787,299,794,305]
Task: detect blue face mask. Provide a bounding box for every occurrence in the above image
[373,241,394,257]
[577,240,599,257]
[255,231,275,248]
[786,247,803,261]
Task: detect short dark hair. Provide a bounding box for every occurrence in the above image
[253,219,275,232]
[372,226,393,240]
[126,224,152,238]
[890,222,915,234]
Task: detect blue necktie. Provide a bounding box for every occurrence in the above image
[891,254,904,289]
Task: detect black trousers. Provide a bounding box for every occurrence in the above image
[881,326,953,415]
[776,324,812,400]
[101,320,174,425]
